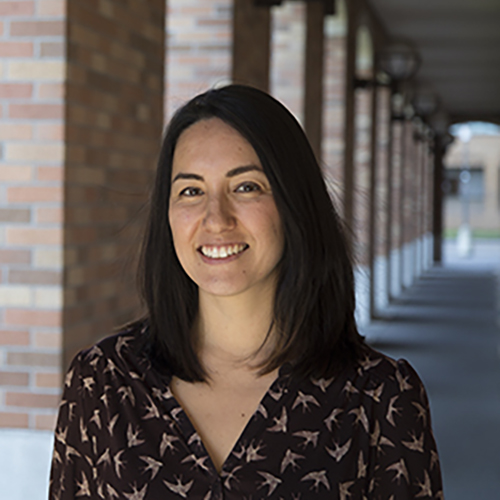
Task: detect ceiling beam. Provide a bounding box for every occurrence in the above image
[254,0,336,15]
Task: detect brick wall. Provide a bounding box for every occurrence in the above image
[165,0,232,122]
[402,121,415,246]
[0,0,65,430]
[323,5,346,199]
[391,120,404,255]
[375,87,391,258]
[63,0,166,369]
[270,2,305,124]
[352,23,374,266]
[0,0,166,431]
[353,88,372,266]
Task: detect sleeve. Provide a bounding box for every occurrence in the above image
[48,353,98,499]
[368,359,443,500]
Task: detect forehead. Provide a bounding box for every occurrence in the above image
[172,118,261,175]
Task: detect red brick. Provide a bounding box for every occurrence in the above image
[40,42,64,58]
[10,21,64,37]
[39,0,66,17]
[0,42,33,58]
[0,165,33,182]
[0,250,31,265]
[0,371,29,386]
[7,186,63,204]
[0,330,30,346]
[0,1,35,16]
[9,269,61,286]
[37,124,64,141]
[0,412,29,428]
[34,331,61,349]
[4,309,61,328]
[6,228,62,246]
[36,207,63,224]
[0,83,33,99]
[0,124,33,140]
[0,208,31,223]
[9,104,64,120]
[36,372,60,388]
[6,392,60,409]
[35,413,58,431]
[7,352,59,367]
[38,83,64,99]
[37,166,63,182]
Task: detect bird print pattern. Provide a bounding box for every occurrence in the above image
[49,324,443,499]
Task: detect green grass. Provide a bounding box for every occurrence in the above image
[444,228,500,239]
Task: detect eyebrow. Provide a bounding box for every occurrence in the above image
[172,164,263,183]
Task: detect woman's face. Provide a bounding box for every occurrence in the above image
[169,118,284,300]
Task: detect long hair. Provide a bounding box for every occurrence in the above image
[137,84,364,381]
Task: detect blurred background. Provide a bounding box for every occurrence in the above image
[0,0,499,498]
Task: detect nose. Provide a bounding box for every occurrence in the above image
[202,193,236,233]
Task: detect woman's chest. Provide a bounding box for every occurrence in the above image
[95,373,374,499]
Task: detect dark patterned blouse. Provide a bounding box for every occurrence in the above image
[49,324,443,499]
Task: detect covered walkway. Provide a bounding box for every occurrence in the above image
[1,240,499,499]
[364,239,500,499]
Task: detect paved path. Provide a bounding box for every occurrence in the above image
[364,239,500,500]
[1,239,499,499]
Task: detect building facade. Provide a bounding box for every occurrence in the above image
[0,0,439,430]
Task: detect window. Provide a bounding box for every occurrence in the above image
[444,166,484,202]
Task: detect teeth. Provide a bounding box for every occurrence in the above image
[200,244,247,259]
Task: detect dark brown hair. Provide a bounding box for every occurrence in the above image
[136,84,364,381]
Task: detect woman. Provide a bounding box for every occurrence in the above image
[49,85,442,499]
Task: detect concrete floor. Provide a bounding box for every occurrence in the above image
[0,239,498,500]
[364,239,500,500]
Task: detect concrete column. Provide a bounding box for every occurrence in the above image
[232,0,271,91]
[304,1,325,162]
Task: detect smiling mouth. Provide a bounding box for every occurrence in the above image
[199,244,249,259]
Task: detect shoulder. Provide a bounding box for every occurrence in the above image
[335,346,433,427]
[65,321,154,388]
[351,351,443,496]
[352,346,428,399]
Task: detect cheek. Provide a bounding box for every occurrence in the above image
[169,205,194,235]
[168,206,202,268]
[252,204,284,255]
[168,208,190,258]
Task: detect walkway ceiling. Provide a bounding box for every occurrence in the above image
[368,0,500,124]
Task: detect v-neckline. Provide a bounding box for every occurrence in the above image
[164,363,296,476]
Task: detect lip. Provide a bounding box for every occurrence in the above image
[197,243,249,263]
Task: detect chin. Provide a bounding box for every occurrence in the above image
[198,282,250,298]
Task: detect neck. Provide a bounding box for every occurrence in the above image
[195,287,276,376]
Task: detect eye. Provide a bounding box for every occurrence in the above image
[179,186,203,197]
[235,181,262,193]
